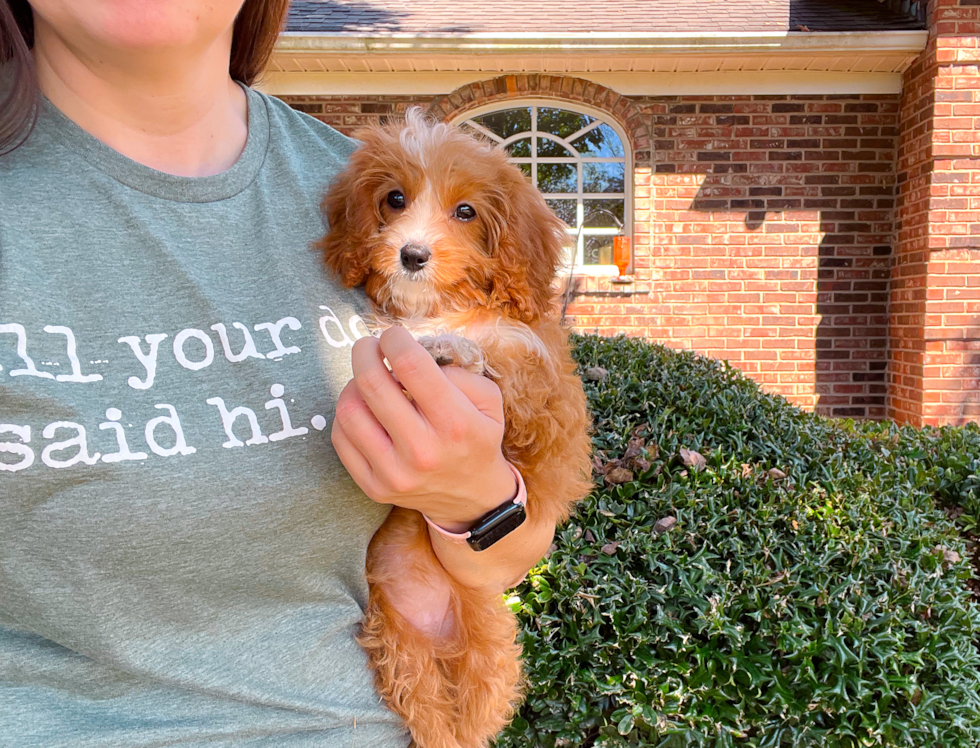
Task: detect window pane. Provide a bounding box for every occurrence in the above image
[465,106,630,268]
[546,199,577,227]
[584,235,614,265]
[538,107,594,139]
[583,199,625,228]
[571,123,625,158]
[584,162,625,194]
[537,163,577,193]
[472,108,531,140]
[507,138,532,157]
[537,137,574,158]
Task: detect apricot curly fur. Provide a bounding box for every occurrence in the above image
[321,108,593,748]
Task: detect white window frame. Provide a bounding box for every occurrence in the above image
[452,100,633,276]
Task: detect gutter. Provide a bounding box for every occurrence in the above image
[276,30,928,56]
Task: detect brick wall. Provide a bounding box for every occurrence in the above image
[281,89,901,420]
[890,41,934,424]
[588,94,899,418]
[281,96,438,134]
[890,0,980,426]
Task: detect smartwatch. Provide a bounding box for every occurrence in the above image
[423,463,527,552]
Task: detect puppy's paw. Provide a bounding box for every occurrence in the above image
[418,334,486,376]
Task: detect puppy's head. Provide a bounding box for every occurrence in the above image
[318,109,570,324]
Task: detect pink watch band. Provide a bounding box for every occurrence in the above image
[423,462,527,545]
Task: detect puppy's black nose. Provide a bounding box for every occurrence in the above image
[400,244,431,272]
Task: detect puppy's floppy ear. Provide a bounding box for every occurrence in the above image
[317,138,379,288]
[488,164,571,324]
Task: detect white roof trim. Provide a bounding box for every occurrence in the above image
[258,70,906,96]
[276,30,927,55]
[268,30,927,81]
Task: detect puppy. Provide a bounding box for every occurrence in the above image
[318,109,593,748]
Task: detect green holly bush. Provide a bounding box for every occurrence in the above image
[497,334,980,748]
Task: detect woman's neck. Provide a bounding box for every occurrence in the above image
[33,18,248,178]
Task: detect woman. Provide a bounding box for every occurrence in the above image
[0,2,556,745]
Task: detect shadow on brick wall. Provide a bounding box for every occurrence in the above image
[687,177,892,420]
[811,208,892,420]
[663,95,898,420]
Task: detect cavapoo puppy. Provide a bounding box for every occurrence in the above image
[319,109,593,748]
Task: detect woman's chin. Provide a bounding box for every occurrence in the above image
[34,0,243,55]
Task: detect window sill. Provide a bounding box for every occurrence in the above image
[559,264,630,277]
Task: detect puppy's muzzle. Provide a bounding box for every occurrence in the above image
[400,244,431,273]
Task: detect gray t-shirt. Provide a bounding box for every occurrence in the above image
[0,87,410,747]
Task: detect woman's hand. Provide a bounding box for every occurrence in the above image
[331,326,518,533]
[331,326,556,592]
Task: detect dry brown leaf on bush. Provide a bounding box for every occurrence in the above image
[623,437,645,461]
[604,467,634,485]
[679,448,706,470]
[621,437,658,474]
[601,541,621,555]
[582,366,608,381]
[593,454,623,476]
[654,516,677,534]
[935,546,962,565]
[768,468,787,480]
[630,456,652,473]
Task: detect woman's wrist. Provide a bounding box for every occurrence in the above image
[423,462,525,543]
[428,510,555,593]
[423,458,521,535]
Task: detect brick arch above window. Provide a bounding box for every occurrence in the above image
[427,75,651,164]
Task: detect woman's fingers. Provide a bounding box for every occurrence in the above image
[332,333,514,523]
[441,366,505,425]
[350,334,427,438]
[378,327,466,430]
[330,414,383,502]
[332,379,398,473]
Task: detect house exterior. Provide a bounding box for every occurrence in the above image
[261,0,980,427]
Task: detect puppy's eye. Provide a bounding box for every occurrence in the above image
[386,190,406,210]
[454,204,477,221]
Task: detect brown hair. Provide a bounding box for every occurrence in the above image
[0,0,291,156]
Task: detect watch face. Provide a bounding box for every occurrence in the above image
[467,502,527,552]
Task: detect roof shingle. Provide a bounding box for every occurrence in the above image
[285,0,925,35]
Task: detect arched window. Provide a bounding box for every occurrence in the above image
[456,103,631,271]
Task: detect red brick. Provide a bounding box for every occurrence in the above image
[888,1,980,426]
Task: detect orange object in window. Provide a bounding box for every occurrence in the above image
[613,235,631,276]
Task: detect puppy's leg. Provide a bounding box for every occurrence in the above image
[359,508,461,748]
[417,334,486,376]
[449,590,523,748]
[360,507,523,748]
